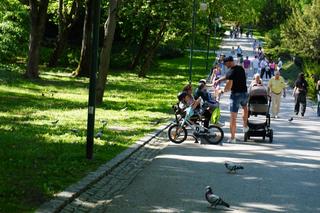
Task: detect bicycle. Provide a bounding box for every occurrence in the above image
[168,105,224,145]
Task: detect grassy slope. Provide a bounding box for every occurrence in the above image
[0,53,211,212]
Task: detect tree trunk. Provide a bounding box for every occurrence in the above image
[138,22,166,78]
[128,26,150,70]
[73,0,93,77]
[96,0,120,105]
[24,0,49,79]
[48,0,82,67]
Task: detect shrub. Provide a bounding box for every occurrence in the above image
[157,44,184,59]
[303,61,320,100]
[0,1,29,62]
[265,28,281,48]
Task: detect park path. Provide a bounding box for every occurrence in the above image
[58,35,320,213]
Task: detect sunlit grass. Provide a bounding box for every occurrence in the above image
[0,52,215,212]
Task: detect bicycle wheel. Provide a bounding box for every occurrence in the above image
[204,125,224,144]
[168,124,187,144]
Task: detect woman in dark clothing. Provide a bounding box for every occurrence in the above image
[293,73,308,117]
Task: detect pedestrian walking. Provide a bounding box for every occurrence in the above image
[231,46,235,56]
[260,58,268,79]
[243,56,251,76]
[215,56,249,143]
[252,55,260,74]
[269,60,276,76]
[268,71,286,118]
[293,73,308,117]
[236,45,242,58]
[253,39,258,54]
[317,79,320,116]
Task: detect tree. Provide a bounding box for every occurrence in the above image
[72,0,92,77]
[118,0,191,76]
[96,0,121,104]
[24,0,49,79]
[281,0,320,61]
[48,0,83,67]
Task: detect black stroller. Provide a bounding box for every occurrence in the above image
[244,85,273,143]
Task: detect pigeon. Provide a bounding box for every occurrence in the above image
[51,120,59,125]
[95,130,103,139]
[224,162,244,173]
[100,120,108,128]
[120,107,127,111]
[205,186,230,208]
[70,129,80,133]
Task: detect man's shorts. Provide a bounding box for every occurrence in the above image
[229,92,249,113]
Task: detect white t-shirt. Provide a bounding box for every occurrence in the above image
[252,58,259,69]
[277,60,283,69]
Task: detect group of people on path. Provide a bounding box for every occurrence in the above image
[229,24,253,39]
[176,31,319,143]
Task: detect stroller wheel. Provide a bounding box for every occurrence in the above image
[269,129,273,143]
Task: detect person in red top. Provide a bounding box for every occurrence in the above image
[269,60,276,76]
[243,56,251,76]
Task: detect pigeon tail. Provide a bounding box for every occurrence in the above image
[220,199,230,208]
[237,165,244,170]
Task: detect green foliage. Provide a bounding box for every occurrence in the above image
[0,0,29,62]
[39,47,80,66]
[303,61,320,100]
[118,0,192,51]
[256,0,292,30]
[265,28,281,48]
[281,0,320,61]
[281,61,302,87]
[157,42,184,59]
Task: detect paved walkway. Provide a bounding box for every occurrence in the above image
[56,35,320,213]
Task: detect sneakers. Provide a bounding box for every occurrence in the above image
[243,126,249,133]
[227,138,236,143]
[216,121,225,127]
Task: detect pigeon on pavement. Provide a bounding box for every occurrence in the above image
[205,186,230,208]
[224,162,244,173]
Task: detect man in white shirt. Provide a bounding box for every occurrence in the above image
[260,59,268,79]
[251,55,260,74]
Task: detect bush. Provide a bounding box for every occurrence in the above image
[265,28,281,48]
[0,1,29,62]
[303,61,320,101]
[157,44,184,59]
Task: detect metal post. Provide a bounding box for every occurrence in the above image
[188,0,197,84]
[86,0,101,160]
[205,17,211,72]
[213,22,216,55]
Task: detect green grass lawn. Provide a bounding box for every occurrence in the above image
[0,53,212,212]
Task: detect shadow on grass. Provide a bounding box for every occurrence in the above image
[0,90,86,113]
[0,115,152,212]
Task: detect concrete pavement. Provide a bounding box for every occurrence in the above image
[49,35,320,213]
